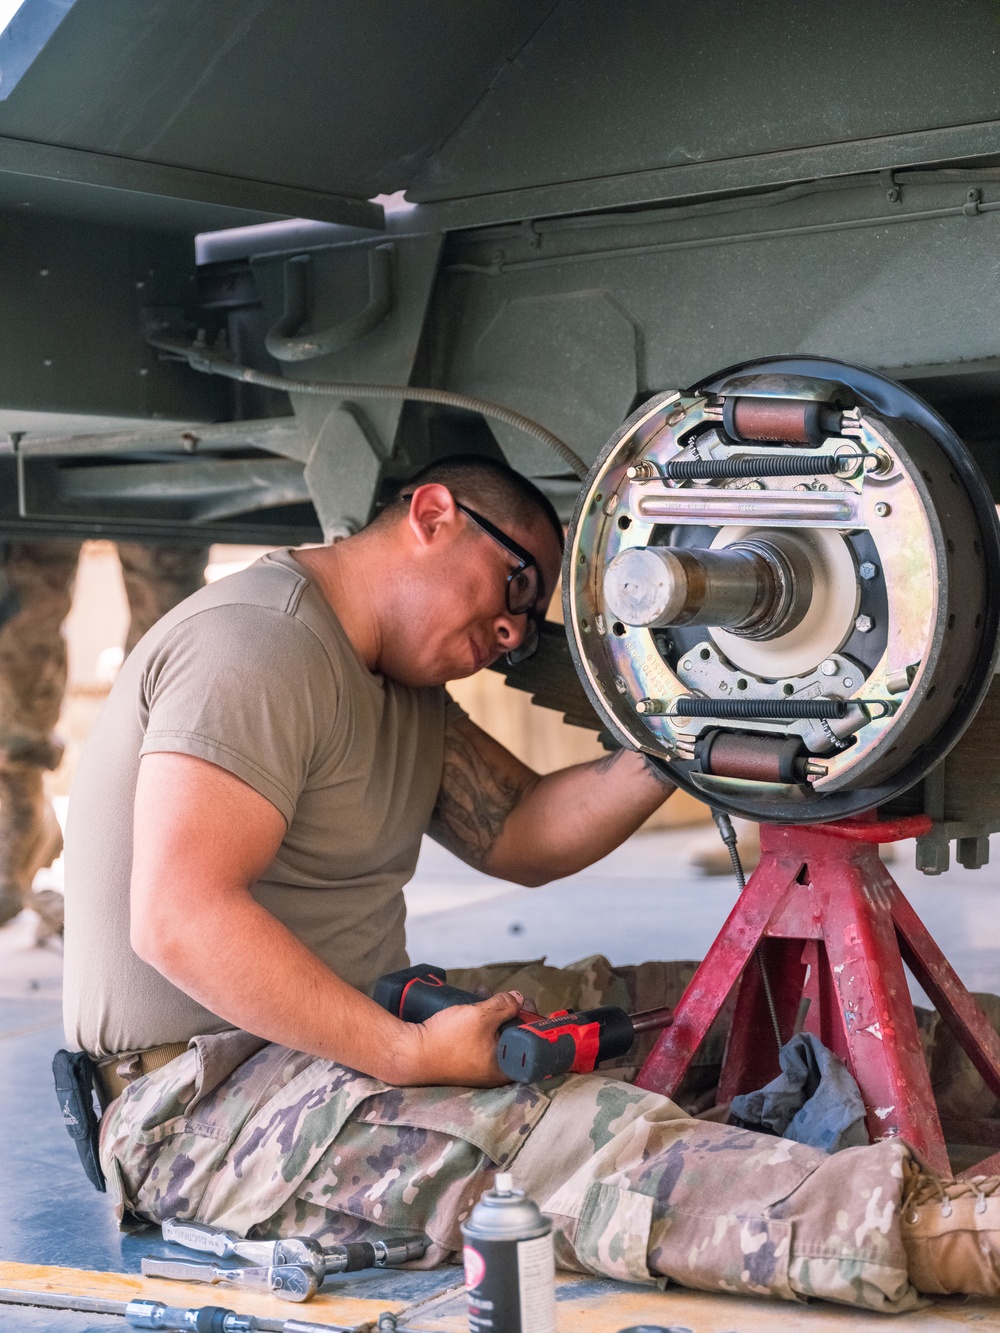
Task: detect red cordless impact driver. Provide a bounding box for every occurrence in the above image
[373,963,673,1082]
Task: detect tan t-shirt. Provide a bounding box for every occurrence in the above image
[62,550,450,1058]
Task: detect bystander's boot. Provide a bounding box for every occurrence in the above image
[901,1160,1000,1295]
[0,541,80,925]
[118,542,210,654]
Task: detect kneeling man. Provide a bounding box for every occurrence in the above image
[63,455,998,1313]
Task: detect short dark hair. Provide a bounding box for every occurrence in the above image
[379,454,564,549]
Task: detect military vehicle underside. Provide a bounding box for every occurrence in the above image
[0,2,998,525]
[7,5,1000,1328]
[4,0,1000,869]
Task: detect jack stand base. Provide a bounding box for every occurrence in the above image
[638,816,1000,1177]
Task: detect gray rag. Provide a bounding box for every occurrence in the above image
[729,1031,868,1153]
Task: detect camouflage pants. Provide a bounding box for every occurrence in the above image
[0,541,81,926]
[116,543,210,656]
[99,957,922,1313]
[0,540,208,928]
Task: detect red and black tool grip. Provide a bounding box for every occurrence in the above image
[496,1006,636,1082]
[372,963,483,1023]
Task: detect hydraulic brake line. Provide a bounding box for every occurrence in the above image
[147,330,588,480]
[712,810,783,1054]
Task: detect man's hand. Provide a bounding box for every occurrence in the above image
[403,990,525,1087]
[429,715,675,886]
[130,751,520,1088]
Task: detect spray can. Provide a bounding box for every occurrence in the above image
[460,1173,555,1333]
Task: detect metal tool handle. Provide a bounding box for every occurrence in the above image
[162,1216,282,1267]
[143,1258,228,1286]
[162,1218,241,1259]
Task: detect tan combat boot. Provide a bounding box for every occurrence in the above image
[901,1160,1000,1295]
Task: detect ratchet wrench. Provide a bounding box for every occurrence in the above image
[162,1217,427,1276]
[141,1257,320,1303]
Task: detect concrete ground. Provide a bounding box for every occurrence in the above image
[2,825,1000,1329]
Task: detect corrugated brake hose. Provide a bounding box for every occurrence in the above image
[712,809,784,1054]
[147,330,588,480]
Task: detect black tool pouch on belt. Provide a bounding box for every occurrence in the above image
[52,1049,106,1192]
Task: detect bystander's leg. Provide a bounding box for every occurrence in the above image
[117,542,210,655]
[0,541,81,933]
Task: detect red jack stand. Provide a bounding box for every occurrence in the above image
[638,815,1000,1177]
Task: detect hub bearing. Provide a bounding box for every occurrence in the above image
[563,357,1000,824]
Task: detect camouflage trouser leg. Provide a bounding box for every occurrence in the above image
[0,541,81,927]
[510,1076,921,1312]
[0,540,207,929]
[117,542,210,656]
[98,958,922,1313]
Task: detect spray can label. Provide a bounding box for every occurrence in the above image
[463,1232,555,1333]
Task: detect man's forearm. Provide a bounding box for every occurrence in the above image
[130,751,522,1089]
[134,885,525,1088]
[485,748,673,885]
[133,886,417,1080]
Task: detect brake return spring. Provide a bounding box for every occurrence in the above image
[672,696,850,720]
[658,454,861,480]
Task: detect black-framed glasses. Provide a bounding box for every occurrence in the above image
[454,501,544,617]
[400,493,544,662]
[455,502,544,664]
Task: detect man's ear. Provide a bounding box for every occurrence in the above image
[407,483,460,549]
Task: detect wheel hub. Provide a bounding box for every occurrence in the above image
[564,358,1000,823]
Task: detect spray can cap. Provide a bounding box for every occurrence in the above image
[462,1173,550,1240]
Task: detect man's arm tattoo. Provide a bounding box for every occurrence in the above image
[642,752,676,789]
[593,747,626,776]
[593,745,675,789]
[429,725,537,869]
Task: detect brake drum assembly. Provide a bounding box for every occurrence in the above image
[565,358,1000,824]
